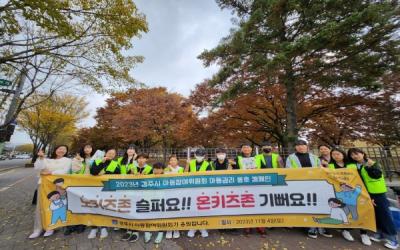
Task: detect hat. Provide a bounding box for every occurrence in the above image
[295,139,308,146]
[261,141,272,147]
[216,148,227,154]
[195,148,206,156]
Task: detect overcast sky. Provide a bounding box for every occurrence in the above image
[10,0,234,145]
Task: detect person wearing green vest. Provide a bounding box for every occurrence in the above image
[65,144,95,236]
[187,148,211,238]
[132,153,153,175]
[88,148,120,239]
[118,145,138,175]
[121,152,152,243]
[285,139,329,239]
[257,142,283,168]
[285,139,321,169]
[232,143,266,236]
[348,148,398,249]
[232,143,260,170]
[328,147,367,245]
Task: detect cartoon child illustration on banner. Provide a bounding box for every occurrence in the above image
[314,182,362,225]
[48,178,67,226]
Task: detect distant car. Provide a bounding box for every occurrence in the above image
[0,155,6,160]
[15,154,31,159]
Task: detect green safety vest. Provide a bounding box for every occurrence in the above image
[164,166,184,173]
[237,155,261,169]
[132,164,153,175]
[328,163,357,170]
[73,161,87,174]
[189,160,211,172]
[256,153,279,169]
[117,157,135,175]
[94,159,119,174]
[288,154,319,168]
[360,165,387,194]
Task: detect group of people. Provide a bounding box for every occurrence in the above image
[27,139,398,249]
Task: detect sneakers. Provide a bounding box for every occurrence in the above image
[154,232,163,244]
[173,230,180,239]
[88,228,97,239]
[200,229,208,238]
[384,240,399,249]
[187,230,196,238]
[43,230,54,237]
[370,233,384,242]
[166,231,173,239]
[341,230,354,242]
[28,231,42,239]
[128,232,139,242]
[318,228,333,238]
[361,234,372,246]
[307,228,318,239]
[121,231,132,241]
[144,232,152,243]
[100,228,108,239]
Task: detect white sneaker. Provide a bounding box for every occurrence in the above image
[361,234,372,246]
[342,230,354,242]
[88,228,97,239]
[200,229,208,238]
[113,227,119,231]
[173,230,180,239]
[166,231,173,239]
[28,231,41,239]
[187,230,196,238]
[100,228,108,239]
[43,230,54,237]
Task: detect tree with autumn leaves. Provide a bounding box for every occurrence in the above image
[72,88,198,158]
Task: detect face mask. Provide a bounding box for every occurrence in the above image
[263,148,272,153]
[217,154,226,160]
[195,156,204,162]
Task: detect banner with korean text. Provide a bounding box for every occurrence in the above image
[39,168,376,231]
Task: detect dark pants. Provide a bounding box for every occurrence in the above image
[371,193,398,241]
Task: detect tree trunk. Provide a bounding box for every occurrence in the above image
[284,72,298,150]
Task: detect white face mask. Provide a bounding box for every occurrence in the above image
[195,156,204,162]
[217,154,226,160]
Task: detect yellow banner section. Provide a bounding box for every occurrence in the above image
[39,168,376,231]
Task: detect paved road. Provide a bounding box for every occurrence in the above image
[0,159,31,169]
[0,168,391,250]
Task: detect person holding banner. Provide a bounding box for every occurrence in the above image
[232,143,267,237]
[143,162,165,244]
[256,142,284,169]
[117,145,138,174]
[285,139,332,239]
[328,148,370,245]
[131,153,153,175]
[64,144,95,236]
[319,144,331,168]
[186,148,212,238]
[121,153,153,242]
[164,155,183,239]
[29,145,72,239]
[88,148,120,239]
[211,148,231,170]
[348,148,398,249]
